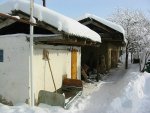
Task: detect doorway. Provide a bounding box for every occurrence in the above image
[71,49,77,79]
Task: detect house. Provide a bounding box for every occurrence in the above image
[0,0,101,105]
[78,14,126,73]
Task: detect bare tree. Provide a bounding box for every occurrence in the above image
[108,9,150,69]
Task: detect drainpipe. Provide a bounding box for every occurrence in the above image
[29,0,34,107]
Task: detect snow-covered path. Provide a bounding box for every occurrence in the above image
[77,65,133,113]
[0,63,150,113]
[70,64,150,113]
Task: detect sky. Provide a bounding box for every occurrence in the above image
[0,0,150,19]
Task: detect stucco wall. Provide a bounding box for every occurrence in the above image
[33,45,81,102]
[0,34,81,104]
[0,34,30,104]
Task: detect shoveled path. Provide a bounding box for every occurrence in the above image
[70,63,140,113]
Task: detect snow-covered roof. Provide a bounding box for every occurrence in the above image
[78,13,127,43]
[0,0,101,43]
[79,13,125,35]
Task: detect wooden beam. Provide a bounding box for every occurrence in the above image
[104,41,125,46]
[82,20,93,26]
[92,21,112,32]
[37,21,59,34]
[46,40,99,46]
[0,17,7,22]
[99,33,124,42]
[33,36,99,47]
[1,11,59,34]
[14,11,59,34]
[27,34,63,41]
[0,19,16,29]
[0,13,36,26]
[103,38,123,42]
[100,33,112,38]
[16,12,59,34]
[80,18,112,33]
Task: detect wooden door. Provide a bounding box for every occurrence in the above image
[71,49,77,79]
[111,50,117,68]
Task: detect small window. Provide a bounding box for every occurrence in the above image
[0,50,3,62]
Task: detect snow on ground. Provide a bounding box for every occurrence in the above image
[0,63,150,113]
[82,81,103,96]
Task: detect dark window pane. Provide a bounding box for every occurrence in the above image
[0,50,3,62]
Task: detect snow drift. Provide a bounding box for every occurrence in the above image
[0,66,150,113]
[108,72,146,113]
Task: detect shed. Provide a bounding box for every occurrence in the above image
[0,0,101,105]
[79,14,126,73]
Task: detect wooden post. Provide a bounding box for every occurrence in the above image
[125,46,128,69]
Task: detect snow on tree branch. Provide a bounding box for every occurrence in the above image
[108,9,150,69]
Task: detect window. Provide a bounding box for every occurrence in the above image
[0,50,3,62]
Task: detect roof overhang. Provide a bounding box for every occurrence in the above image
[0,0,101,43]
[0,13,100,46]
[26,34,100,47]
[78,15,127,44]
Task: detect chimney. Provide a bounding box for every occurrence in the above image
[42,0,46,7]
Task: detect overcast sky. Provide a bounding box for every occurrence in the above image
[0,0,150,19]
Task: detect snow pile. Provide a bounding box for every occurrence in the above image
[0,80,103,113]
[82,82,103,96]
[0,0,101,42]
[68,96,91,113]
[143,72,150,96]
[108,72,150,113]
[78,13,126,42]
[0,103,68,113]
[68,82,104,112]
[0,65,150,113]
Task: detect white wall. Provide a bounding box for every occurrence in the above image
[0,34,30,104]
[33,45,81,102]
[0,34,81,104]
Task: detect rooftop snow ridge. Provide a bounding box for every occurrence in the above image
[78,13,127,43]
[0,0,101,42]
[79,13,125,35]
